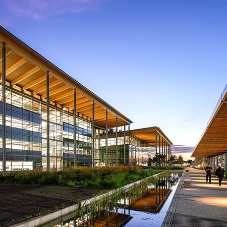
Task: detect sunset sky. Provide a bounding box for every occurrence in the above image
[1,0,227,160]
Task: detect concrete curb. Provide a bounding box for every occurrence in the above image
[11,171,163,227]
[161,170,186,227]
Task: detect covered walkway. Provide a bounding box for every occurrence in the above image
[163,168,227,227]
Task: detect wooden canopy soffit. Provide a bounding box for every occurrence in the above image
[130,127,172,146]
[0,27,132,128]
[192,92,227,157]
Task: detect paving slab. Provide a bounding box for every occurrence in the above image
[162,167,227,227]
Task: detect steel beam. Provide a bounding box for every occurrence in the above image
[2,42,6,176]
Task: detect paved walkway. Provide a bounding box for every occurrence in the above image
[162,167,227,227]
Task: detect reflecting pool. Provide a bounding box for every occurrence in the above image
[39,171,182,227]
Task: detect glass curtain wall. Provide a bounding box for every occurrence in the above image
[100,131,130,166]
[99,131,157,167]
[0,84,95,171]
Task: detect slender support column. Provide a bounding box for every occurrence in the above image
[124,122,126,164]
[105,110,108,166]
[162,137,163,166]
[2,42,6,176]
[155,131,157,167]
[116,116,118,166]
[46,71,50,169]
[164,141,165,165]
[165,141,168,165]
[73,89,77,166]
[225,154,227,173]
[128,125,130,163]
[92,101,95,167]
[159,134,161,167]
[212,156,215,171]
[98,129,100,167]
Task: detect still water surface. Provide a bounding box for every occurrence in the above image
[39,171,182,227]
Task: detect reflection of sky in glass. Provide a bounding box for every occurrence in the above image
[123,180,179,227]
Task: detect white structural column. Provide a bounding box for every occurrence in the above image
[46,71,50,169]
[73,89,77,166]
[2,42,6,176]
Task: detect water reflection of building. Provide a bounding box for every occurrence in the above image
[48,172,181,227]
[0,27,172,174]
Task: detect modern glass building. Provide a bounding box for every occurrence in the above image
[98,127,172,166]
[0,27,172,175]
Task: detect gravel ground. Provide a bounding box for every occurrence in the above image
[0,184,104,227]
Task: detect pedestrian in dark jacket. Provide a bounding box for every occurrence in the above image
[216,163,225,186]
[205,164,212,183]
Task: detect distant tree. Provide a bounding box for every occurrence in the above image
[169,155,177,163]
[177,155,184,165]
[152,154,166,165]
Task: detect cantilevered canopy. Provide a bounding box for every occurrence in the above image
[130,127,172,146]
[0,26,132,128]
[192,85,227,158]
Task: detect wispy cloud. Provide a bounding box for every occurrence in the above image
[181,117,196,124]
[2,0,117,20]
[171,145,195,154]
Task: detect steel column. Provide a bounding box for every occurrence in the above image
[46,71,50,169]
[162,137,163,166]
[155,131,157,167]
[98,129,100,167]
[116,116,118,166]
[92,101,95,167]
[105,110,108,166]
[159,134,161,167]
[128,125,130,163]
[2,42,6,176]
[73,89,77,166]
[225,153,227,174]
[124,122,126,164]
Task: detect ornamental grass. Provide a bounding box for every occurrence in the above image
[0,166,162,190]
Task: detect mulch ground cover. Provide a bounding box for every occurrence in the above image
[0,184,105,227]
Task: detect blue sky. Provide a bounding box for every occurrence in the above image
[1,0,227,159]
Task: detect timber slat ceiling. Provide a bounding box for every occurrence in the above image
[192,88,227,157]
[0,26,132,128]
[130,127,172,147]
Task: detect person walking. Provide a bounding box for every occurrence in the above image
[205,164,212,183]
[216,163,225,186]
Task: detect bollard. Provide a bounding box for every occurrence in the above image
[185,172,189,177]
[184,179,191,188]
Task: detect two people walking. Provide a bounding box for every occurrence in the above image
[216,163,225,186]
[205,163,226,186]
